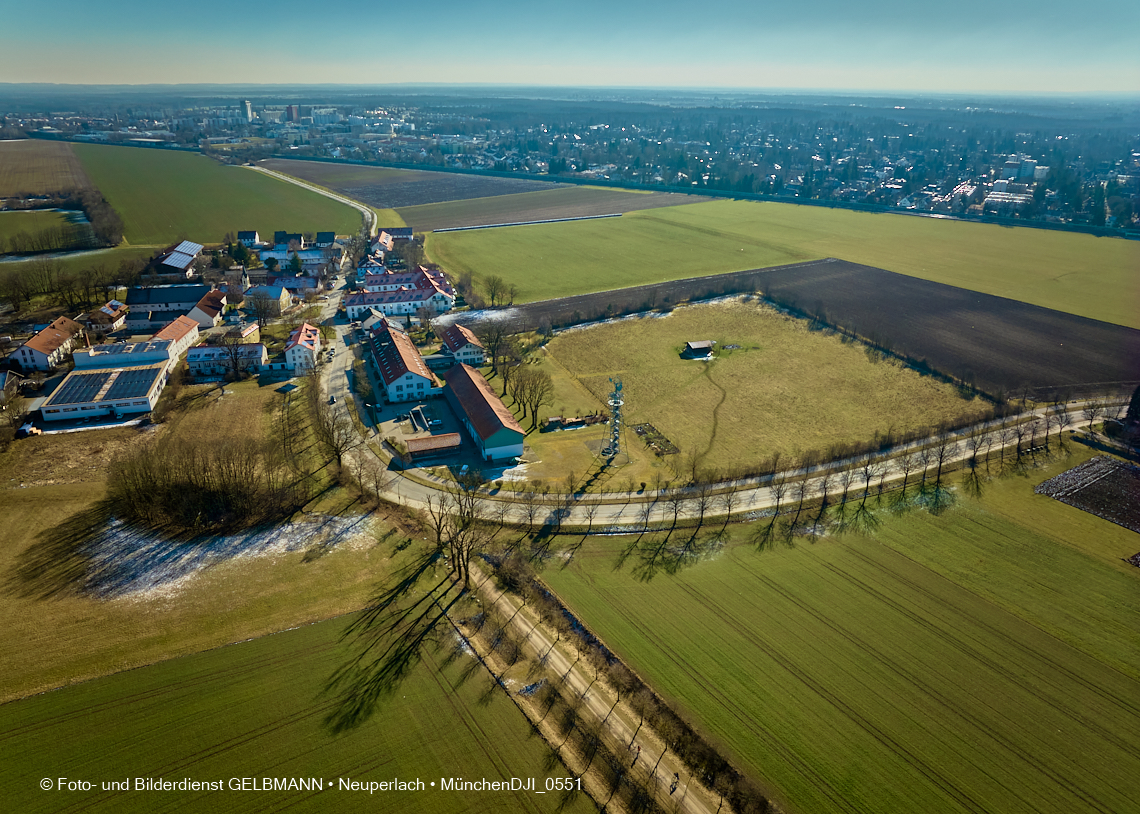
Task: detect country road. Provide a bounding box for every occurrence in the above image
[246,164,377,236]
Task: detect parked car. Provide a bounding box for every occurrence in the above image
[329,396,337,404]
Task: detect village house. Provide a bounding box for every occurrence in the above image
[224,322,260,343]
[83,300,129,333]
[154,240,205,277]
[285,322,321,370]
[443,364,525,462]
[187,343,268,377]
[365,321,438,403]
[344,268,455,320]
[187,290,227,328]
[438,323,485,366]
[151,315,201,360]
[237,231,261,247]
[15,316,85,371]
[244,284,291,317]
[0,370,23,406]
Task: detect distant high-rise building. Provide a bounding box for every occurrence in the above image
[285,105,300,123]
[242,100,252,122]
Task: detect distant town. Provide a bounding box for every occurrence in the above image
[2,91,1136,232]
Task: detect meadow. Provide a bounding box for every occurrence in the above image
[0,381,399,703]
[542,449,1140,814]
[73,145,362,246]
[0,139,94,197]
[398,186,707,232]
[0,612,591,814]
[0,209,73,242]
[426,199,1140,329]
[545,298,988,476]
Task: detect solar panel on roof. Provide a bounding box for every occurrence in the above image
[106,367,163,401]
[46,371,112,406]
[162,252,195,270]
[173,240,204,256]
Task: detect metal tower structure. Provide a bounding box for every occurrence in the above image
[604,378,624,459]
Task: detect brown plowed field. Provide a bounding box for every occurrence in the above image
[0,140,95,197]
[441,258,1140,397]
[260,158,563,207]
[399,187,713,231]
[1035,456,1140,533]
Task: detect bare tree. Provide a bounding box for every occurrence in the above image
[717,484,741,534]
[248,292,276,330]
[694,482,714,529]
[860,459,881,507]
[769,477,788,516]
[965,432,986,468]
[932,434,958,486]
[1081,400,1104,431]
[483,274,506,307]
[476,322,509,377]
[307,372,361,466]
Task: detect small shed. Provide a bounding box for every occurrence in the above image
[682,340,716,359]
[406,433,462,460]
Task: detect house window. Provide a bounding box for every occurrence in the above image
[395,384,403,391]
[62,407,78,412]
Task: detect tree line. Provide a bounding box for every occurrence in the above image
[0,255,145,316]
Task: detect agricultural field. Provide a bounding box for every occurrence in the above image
[426,198,1140,329]
[398,186,710,232]
[261,158,563,208]
[0,139,94,197]
[544,298,989,476]
[0,209,73,243]
[0,612,591,814]
[0,381,403,703]
[542,450,1140,814]
[73,145,362,246]
[1035,455,1140,533]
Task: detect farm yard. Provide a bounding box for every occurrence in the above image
[398,186,712,232]
[545,298,990,477]
[446,259,1140,398]
[542,450,1140,814]
[426,198,1140,329]
[0,139,95,197]
[1035,455,1140,533]
[73,145,362,245]
[0,611,591,814]
[260,158,563,208]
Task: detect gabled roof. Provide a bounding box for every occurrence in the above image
[315,231,336,244]
[368,324,434,386]
[92,300,128,321]
[246,284,287,301]
[237,231,259,240]
[152,315,200,343]
[125,284,210,306]
[24,316,83,356]
[193,290,227,318]
[444,364,523,441]
[440,323,482,353]
[406,433,462,454]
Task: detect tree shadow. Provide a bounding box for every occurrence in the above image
[322,549,468,735]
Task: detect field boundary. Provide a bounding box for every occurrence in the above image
[433,212,622,232]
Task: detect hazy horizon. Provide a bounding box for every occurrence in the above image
[2,0,1137,95]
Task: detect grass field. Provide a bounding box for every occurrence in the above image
[0,612,591,814]
[0,140,94,197]
[545,299,987,475]
[72,145,362,246]
[398,186,709,232]
[542,450,1140,814]
[0,381,403,703]
[426,199,1140,329]
[0,210,73,243]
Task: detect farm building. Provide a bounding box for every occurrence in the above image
[681,340,716,359]
[344,272,455,320]
[124,284,211,330]
[366,322,438,403]
[155,240,205,276]
[15,317,85,371]
[438,323,485,366]
[405,433,462,460]
[314,232,336,248]
[285,323,321,370]
[444,364,525,462]
[273,232,304,248]
[151,315,201,359]
[40,364,168,422]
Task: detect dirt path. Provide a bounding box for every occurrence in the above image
[473,569,723,814]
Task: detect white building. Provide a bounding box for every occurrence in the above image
[438,323,485,366]
[40,364,169,422]
[365,322,437,403]
[151,315,202,360]
[15,317,84,371]
[285,322,321,370]
[187,343,268,377]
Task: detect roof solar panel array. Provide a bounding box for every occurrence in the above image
[106,367,164,400]
[46,371,112,406]
[174,240,204,256]
[162,252,196,270]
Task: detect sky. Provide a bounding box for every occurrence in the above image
[2,0,1138,94]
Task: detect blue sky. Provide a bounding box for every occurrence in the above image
[2,0,1137,93]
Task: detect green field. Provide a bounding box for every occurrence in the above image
[0,210,74,243]
[72,145,362,246]
[542,450,1140,814]
[546,299,987,475]
[0,613,591,814]
[426,199,1140,328]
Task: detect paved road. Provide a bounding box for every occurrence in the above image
[246,165,377,237]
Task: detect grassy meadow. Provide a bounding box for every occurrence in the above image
[0,380,400,703]
[426,198,1140,328]
[545,298,988,475]
[0,139,94,197]
[72,145,362,246]
[0,612,591,814]
[0,210,74,243]
[542,449,1140,814]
